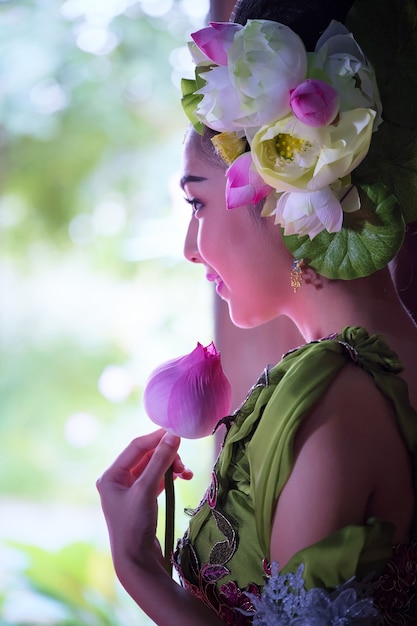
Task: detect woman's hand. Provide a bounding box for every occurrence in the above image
[97,431,226,626]
[96,429,193,576]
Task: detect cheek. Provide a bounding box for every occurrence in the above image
[197,226,223,265]
[196,211,232,263]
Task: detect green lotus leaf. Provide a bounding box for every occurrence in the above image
[181,66,213,134]
[181,78,204,134]
[283,184,405,280]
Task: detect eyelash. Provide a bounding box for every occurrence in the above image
[185,197,204,216]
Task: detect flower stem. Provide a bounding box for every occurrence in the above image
[164,465,175,577]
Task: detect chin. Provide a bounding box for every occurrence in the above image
[229,306,272,330]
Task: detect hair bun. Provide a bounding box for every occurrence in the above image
[232,0,355,49]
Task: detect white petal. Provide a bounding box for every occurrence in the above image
[310,188,343,233]
[339,185,360,213]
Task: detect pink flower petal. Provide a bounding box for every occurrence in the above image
[290,79,340,127]
[191,22,242,66]
[226,153,272,209]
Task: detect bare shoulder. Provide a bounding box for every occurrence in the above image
[307,361,396,436]
[270,362,414,566]
[295,362,409,491]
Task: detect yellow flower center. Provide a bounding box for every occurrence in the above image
[211,132,247,166]
[275,133,305,161]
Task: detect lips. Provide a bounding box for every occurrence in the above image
[206,272,225,296]
[215,280,224,296]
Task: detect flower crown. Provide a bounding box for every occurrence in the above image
[181,6,417,280]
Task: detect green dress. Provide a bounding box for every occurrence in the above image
[173,327,417,624]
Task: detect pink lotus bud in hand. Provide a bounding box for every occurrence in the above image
[143,342,232,439]
[290,79,340,127]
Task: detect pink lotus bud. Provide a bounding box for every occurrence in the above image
[226,152,273,209]
[143,342,232,439]
[191,22,243,66]
[290,79,340,127]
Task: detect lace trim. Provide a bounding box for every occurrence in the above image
[373,542,417,624]
[173,536,260,626]
[174,532,417,624]
[246,562,381,625]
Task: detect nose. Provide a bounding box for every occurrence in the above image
[183,217,201,264]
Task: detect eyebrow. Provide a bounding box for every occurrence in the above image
[179,175,207,190]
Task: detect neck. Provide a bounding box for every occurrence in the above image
[286,267,416,343]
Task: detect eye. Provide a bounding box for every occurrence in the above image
[185,197,204,216]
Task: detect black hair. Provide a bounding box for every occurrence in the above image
[232,0,355,50]
[185,126,225,170]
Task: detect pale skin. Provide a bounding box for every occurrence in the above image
[97,134,417,624]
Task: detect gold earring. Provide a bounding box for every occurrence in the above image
[290,258,304,293]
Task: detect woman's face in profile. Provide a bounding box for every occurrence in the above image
[181,138,295,328]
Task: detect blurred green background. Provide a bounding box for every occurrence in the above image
[0,1,215,623]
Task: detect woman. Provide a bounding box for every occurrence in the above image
[97,0,417,623]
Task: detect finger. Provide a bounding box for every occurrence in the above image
[137,433,181,496]
[131,450,192,481]
[172,455,193,480]
[174,468,194,481]
[130,449,154,479]
[97,429,166,490]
